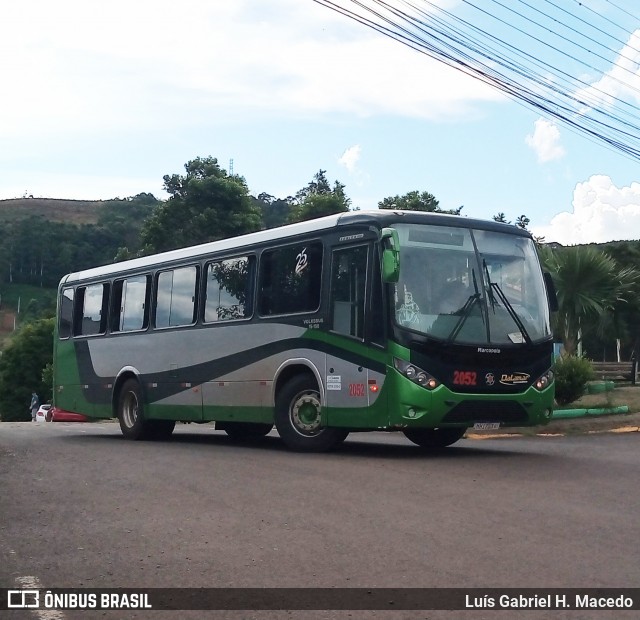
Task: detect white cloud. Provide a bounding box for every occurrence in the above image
[574,30,640,110]
[338,145,362,173]
[532,175,640,244]
[525,118,565,163]
[0,0,503,144]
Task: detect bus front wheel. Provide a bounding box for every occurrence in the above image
[403,427,466,449]
[275,375,348,452]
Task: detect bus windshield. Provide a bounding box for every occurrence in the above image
[393,223,551,345]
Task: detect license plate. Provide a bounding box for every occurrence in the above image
[473,422,501,430]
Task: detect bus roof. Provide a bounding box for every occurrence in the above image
[60,210,532,285]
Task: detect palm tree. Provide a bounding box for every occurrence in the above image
[539,245,640,356]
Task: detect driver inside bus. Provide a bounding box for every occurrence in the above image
[434,278,468,314]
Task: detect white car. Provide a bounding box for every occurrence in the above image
[35,404,51,422]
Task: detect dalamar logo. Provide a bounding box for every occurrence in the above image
[499,372,530,385]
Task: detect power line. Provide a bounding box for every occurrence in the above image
[312,0,640,162]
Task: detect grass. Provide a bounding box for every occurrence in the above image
[567,383,640,414]
[0,283,56,309]
[0,197,104,225]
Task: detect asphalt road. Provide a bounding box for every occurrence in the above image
[1,421,639,619]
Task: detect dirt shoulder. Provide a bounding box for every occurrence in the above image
[469,384,640,438]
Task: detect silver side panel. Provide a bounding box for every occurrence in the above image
[87,323,306,378]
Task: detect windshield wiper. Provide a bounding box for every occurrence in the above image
[483,259,532,344]
[445,293,480,344]
[445,269,483,344]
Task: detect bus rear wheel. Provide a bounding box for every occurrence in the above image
[403,427,466,449]
[118,379,152,440]
[275,375,348,452]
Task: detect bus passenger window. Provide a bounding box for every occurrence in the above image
[58,288,74,339]
[75,283,108,336]
[112,276,150,332]
[258,242,323,316]
[330,245,367,339]
[155,266,198,328]
[205,256,252,322]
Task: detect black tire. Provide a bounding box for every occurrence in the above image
[274,375,348,452]
[219,422,273,440]
[117,379,152,440]
[403,427,467,449]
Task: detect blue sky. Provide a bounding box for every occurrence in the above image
[2,0,640,245]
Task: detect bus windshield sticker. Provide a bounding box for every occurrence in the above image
[295,248,308,276]
[397,286,420,325]
[327,375,342,390]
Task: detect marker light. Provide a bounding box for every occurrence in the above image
[533,369,554,391]
[394,358,440,390]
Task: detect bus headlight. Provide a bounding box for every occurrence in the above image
[533,369,554,391]
[394,358,440,390]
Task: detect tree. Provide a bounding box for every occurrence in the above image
[493,212,509,223]
[96,194,159,258]
[0,318,54,421]
[140,157,262,253]
[252,193,293,229]
[580,240,640,360]
[294,170,333,202]
[289,170,351,223]
[379,190,462,215]
[540,245,640,356]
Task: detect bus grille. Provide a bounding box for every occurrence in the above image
[442,400,529,424]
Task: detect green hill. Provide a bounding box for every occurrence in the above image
[0,198,108,225]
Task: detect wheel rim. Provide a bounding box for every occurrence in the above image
[122,391,139,429]
[290,389,322,436]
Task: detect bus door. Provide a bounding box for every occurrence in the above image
[325,243,380,415]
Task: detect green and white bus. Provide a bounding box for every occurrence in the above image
[53,210,557,451]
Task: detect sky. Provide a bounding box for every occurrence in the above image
[2,0,640,245]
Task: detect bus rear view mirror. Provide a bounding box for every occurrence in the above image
[381,227,400,283]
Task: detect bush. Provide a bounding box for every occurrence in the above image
[0,318,54,421]
[553,355,595,406]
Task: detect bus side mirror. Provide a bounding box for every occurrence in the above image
[543,272,558,312]
[381,227,400,283]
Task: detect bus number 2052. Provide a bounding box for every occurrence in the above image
[453,371,477,386]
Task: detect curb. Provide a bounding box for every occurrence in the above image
[587,381,615,394]
[552,406,630,419]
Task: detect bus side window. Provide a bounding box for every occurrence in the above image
[330,245,368,339]
[111,275,150,332]
[155,266,198,328]
[74,283,108,336]
[258,242,323,316]
[59,287,74,339]
[205,256,253,322]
